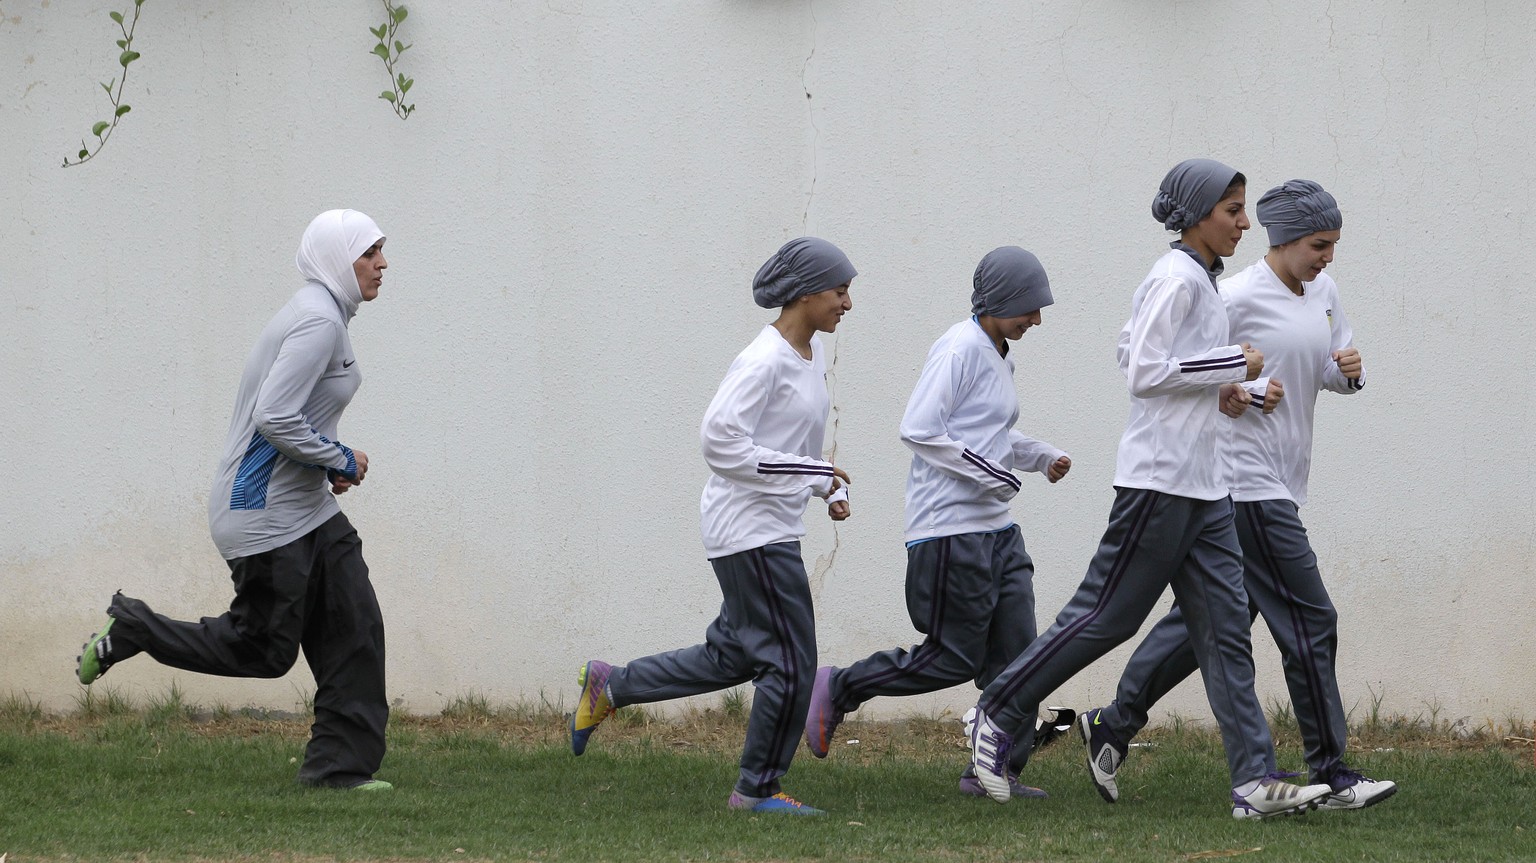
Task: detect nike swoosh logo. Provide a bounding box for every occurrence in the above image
[343,359,355,368]
[1093,714,1102,726]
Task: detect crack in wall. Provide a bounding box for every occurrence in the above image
[800,0,841,595]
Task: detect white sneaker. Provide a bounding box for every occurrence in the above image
[963,706,1014,804]
[1319,768,1398,810]
[1231,773,1332,820]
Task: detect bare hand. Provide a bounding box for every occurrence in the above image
[1262,379,1285,415]
[1046,455,1071,484]
[1219,383,1251,418]
[330,476,355,495]
[1242,343,1265,381]
[826,468,851,521]
[1333,347,1362,379]
[352,449,369,483]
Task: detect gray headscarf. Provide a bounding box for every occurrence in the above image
[751,237,858,308]
[1257,180,1342,246]
[972,246,1053,318]
[1152,158,1241,232]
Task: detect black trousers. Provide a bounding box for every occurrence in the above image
[609,541,816,798]
[109,512,388,787]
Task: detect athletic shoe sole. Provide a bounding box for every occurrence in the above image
[1321,780,1398,810]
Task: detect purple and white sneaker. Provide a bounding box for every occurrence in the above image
[963,706,1014,804]
[959,767,1047,799]
[1231,772,1332,820]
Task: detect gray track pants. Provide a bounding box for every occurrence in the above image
[1099,499,1347,782]
[106,512,388,788]
[830,526,1039,765]
[977,488,1273,786]
[607,541,815,798]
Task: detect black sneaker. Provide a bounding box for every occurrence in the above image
[1033,705,1077,751]
[1078,706,1128,803]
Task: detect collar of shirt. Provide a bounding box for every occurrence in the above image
[969,314,1009,358]
[1169,241,1224,288]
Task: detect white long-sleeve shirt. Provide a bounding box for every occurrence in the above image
[902,318,1067,542]
[1222,260,1363,506]
[1113,248,1248,500]
[208,282,361,560]
[699,325,837,559]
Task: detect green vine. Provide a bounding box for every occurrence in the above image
[62,0,144,167]
[60,3,420,166]
[371,2,415,120]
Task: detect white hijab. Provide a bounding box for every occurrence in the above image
[295,209,384,321]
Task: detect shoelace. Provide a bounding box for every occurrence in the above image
[1329,767,1366,790]
[976,728,1013,775]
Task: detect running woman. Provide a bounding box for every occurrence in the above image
[76,209,394,791]
[803,246,1071,800]
[569,237,856,816]
[1078,180,1395,811]
[963,159,1333,819]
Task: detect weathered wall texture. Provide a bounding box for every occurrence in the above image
[3,1,1532,729]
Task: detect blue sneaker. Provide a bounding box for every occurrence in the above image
[1078,707,1127,803]
[728,791,826,815]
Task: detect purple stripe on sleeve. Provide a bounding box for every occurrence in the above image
[758,461,836,477]
[962,449,1021,490]
[1180,356,1245,373]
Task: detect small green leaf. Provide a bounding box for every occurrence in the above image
[116,104,131,116]
[393,6,409,23]
[92,120,110,137]
[101,81,114,94]
[372,44,390,60]
[78,148,90,159]
[397,42,411,55]
[370,25,386,39]
[135,0,144,6]
[119,50,141,67]
[380,90,396,102]
[400,77,413,93]
[116,39,127,48]
[110,11,124,23]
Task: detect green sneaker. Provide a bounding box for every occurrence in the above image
[351,779,393,792]
[76,617,118,685]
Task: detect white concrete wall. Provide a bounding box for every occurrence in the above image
[3,1,1532,729]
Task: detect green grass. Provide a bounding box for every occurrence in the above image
[0,695,1532,863]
